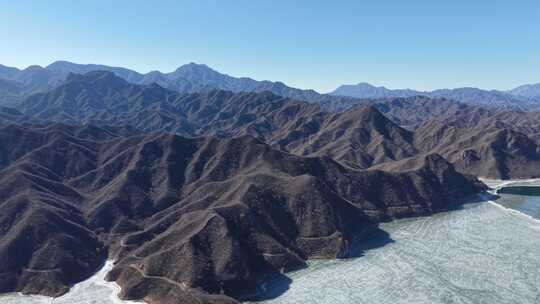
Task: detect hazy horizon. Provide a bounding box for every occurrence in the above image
[2,59,538,94]
[1,0,539,92]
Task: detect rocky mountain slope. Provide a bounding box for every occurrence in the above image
[413,122,540,179]
[0,79,21,105]
[13,71,540,179]
[0,122,484,303]
[19,71,417,169]
[1,67,538,303]
[371,96,540,139]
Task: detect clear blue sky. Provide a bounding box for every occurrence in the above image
[1,0,539,92]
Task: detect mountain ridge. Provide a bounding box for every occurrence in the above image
[5,60,540,112]
[11,71,540,179]
[331,82,540,111]
[0,122,484,303]
[1,65,538,304]
[15,71,418,170]
[0,61,354,108]
[509,83,540,98]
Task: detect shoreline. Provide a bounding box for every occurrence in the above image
[0,261,143,304]
[479,177,540,190]
[92,261,144,304]
[479,178,540,226]
[246,188,540,304]
[479,176,540,194]
[3,178,539,304]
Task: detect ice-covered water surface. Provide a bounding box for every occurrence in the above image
[3,181,540,304]
[0,261,141,304]
[250,200,540,304]
[490,179,540,220]
[496,192,540,219]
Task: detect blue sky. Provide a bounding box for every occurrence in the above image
[1,0,539,92]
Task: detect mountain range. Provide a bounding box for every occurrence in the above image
[508,83,540,98]
[0,61,359,109]
[10,70,540,179]
[0,122,483,303]
[2,61,540,111]
[331,82,540,111]
[1,61,540,303]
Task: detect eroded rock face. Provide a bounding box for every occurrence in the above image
[14,71,540,180]
[17,71,417,170]
[414,122,540,179]
[0,123,484,303]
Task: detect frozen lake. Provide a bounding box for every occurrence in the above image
[493,180,540,220]
[2,180,539,304]
[248,185,540,304]
[0,261,140,304]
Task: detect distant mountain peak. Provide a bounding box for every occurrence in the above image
[4,59,539,112]
[355,82,379,87]
[23,65,45,71]
[509,83,540,98]
[174,62,214,73]
[330,81,540,110]
[46,60,76,68]
[187,62,209,67]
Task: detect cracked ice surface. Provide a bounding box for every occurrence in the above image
[0,261,141,304]
[251,200,540,304]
